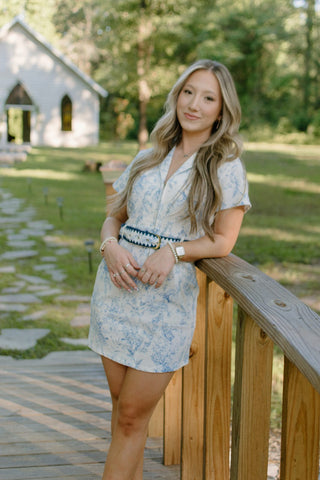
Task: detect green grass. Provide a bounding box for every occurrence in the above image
[0,140,319,428]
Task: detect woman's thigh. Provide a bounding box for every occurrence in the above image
[101,355,128,400]
[118,368,174,419]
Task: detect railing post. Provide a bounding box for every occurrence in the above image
[164,369,182,465]
[280,357,320,480]
[148,395,163,437]
[231,307,274,480]
[204,280,233,479]
[181,269,207,480]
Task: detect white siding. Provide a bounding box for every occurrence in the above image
[0,23,102,147]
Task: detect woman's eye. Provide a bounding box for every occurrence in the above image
[184,89,192,94]
[205,96,214,102]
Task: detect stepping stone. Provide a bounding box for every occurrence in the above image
[60,337,88,346]
[43,235,69,247]
[0,250,38,260]
[55,295,91,302]
[76,303,91,313]
[0,191,12,198]
[17,274,49,285]
[40,256,57,262]
[0,266,15,274]
[7,240,36,248]
[0,328,50,350]
[70,315,90,327]
[36,288,63,297]
[54,248,71,256]
[0,217,26,225]
[2,287,22,294]
[7,233,31,241]
[0,304,27,312]
[49,271,67,282]
[0,293,41,304]
[20,228,46,237]
[26,285,52,292]
[33,264,56,272]
[21,310,49,321]
[70,304,91,327]
[27,220,54,231]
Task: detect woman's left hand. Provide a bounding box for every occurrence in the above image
[137,244,176,288]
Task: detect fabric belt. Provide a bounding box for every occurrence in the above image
[120,225,181,250]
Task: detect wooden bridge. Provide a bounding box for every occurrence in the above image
[0,254,319,479]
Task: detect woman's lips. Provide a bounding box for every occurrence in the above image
[184,113,200,120]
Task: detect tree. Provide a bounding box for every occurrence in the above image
[0,0,57,42]
[53,0,212,148]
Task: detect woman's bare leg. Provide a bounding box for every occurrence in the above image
[101,356,173,480]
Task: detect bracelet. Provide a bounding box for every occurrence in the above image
[167,242,179,264]
[100,236,118,254]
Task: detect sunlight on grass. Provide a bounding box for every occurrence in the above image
[0,168,80,181]
[241,226,317,243]
[247,172,320,194]
[245,142,320,157]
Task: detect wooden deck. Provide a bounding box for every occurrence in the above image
[0,351,179,480]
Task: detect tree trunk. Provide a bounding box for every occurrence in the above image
[303,0,315,124]
[137,2,153,150]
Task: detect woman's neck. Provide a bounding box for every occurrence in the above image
[178,132,210,157]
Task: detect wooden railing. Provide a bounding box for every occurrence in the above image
[148,253,320,480]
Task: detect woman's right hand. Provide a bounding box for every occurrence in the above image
[102,242,140,292]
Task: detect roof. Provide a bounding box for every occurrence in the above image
[0,16,108,98]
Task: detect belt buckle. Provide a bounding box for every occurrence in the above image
[152,234,161,250]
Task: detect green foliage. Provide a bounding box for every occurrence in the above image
[1,0,320,141]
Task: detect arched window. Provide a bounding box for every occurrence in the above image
[61,95,72,131]
[6,82,33,106]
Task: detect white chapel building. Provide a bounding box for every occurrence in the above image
[0,16,108,148]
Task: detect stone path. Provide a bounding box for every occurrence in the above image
[0,186,90,351]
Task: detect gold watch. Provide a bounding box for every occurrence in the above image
[175,245,185,261]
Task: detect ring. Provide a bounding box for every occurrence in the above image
[112,272,120,277]
[120,270,125,275]
[140,268,146,273]
[125,263,130,268]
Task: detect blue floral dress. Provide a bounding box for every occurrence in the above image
[88,148,251,372]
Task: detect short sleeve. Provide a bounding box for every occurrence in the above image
[113,150,149,192]
[217,158,251,212]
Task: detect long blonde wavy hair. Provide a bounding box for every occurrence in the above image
[109,59,243,239]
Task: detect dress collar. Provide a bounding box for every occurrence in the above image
[159,146,197,184]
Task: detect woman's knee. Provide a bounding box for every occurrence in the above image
[116,399,149,436]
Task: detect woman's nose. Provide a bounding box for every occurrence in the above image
[188,95,200,110]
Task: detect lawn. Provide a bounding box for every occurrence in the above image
[0,140,319,428]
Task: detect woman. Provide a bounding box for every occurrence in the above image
[89,59,251,480]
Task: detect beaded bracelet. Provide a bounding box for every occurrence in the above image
[168,242,179,264]
[100,236,118,254]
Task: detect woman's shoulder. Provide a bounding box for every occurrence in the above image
[217,157,245,177]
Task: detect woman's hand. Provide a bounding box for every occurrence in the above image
[103,243,140,292]
[137,245,176,288]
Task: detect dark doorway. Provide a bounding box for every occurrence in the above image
[6,83,33,144]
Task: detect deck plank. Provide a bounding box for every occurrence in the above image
[0,351,179,480]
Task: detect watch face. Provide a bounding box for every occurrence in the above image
[176,246,185,258]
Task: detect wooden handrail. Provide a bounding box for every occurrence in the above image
[197,254,320,394]
[148,253,320,480]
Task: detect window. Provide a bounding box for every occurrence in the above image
[61,95,72,131]
[6,83,33,106]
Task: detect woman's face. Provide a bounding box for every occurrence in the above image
[176,69,222,140]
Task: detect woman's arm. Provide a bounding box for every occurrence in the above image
[177,205,245,262]
[100,196,140,292]
[137,206,245,288]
